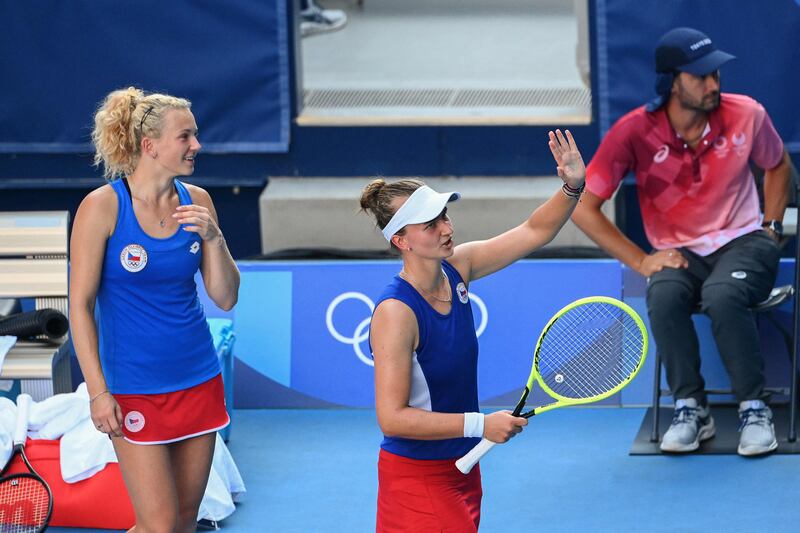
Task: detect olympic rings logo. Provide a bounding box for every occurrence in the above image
[325,291,488,367]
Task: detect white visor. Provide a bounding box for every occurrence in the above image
[381,185,461,242]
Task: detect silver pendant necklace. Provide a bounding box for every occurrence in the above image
[128,178,173,229]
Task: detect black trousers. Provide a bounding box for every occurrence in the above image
[646,231,780,404]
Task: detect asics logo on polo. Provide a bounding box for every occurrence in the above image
[653,145,669,163]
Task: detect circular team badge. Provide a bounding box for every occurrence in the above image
[124,411,146,433]
[120,244,148,273]
[456,282,469,304]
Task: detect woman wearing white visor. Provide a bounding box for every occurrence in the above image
[360,129,586,532]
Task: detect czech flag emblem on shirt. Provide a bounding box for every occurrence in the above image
[120,244,148,273]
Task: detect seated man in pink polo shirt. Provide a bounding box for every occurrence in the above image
[572,27,792,456]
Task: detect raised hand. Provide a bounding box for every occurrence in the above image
[548,129,586,189]
[173,204,222,242]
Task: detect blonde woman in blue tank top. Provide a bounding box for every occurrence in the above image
[70,87,240,533]
[360,130,586,532]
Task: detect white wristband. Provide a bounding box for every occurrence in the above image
[463,412,485,438]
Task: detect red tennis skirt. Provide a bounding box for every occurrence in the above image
[377,449,482,533]
[114,374,229,445]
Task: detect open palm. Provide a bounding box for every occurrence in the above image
[548,129,586,189]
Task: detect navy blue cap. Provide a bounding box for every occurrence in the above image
[655,27,735,75]
[646,27,735,111]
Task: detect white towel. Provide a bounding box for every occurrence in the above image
[59,398,118,484]
[0,336,16,375]
[28,387,87,440]
[198,433,248,521]
[0,397,17,469]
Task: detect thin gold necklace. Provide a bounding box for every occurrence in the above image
[400,269,451,303]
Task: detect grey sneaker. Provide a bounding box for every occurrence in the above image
[660,398,715,453]
[738,400,778,456]
[300,2,347,37]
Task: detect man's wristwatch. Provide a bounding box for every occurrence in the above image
[762,220,784,238]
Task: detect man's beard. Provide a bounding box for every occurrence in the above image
[678,86,721,112]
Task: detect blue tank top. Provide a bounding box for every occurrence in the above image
[373,260,480,460]
[96,178,220,394]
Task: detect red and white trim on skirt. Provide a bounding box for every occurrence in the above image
[377,448,482,533]
[114,373,230,445]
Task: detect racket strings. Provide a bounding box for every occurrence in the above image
[536,302,645,399]
[546,318,641,397]
[542,309,642,397]
[0,476,50,532]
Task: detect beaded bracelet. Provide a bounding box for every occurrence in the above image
[562,182,585,200]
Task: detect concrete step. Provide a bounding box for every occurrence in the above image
[259,177,612,254]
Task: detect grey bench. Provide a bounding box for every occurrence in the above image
[0,211,72,399]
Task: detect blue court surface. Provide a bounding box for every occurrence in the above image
[50,407,799,532]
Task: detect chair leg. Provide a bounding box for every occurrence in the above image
[791,330,798,443]
[650,349,662,443]
[761,311,797,442]
[762,312,793,366]
[790,371,798,443]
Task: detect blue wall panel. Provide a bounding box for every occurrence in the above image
[197,259,624,408]
[597,0,800,150]
[1,0,290,153]
[196,259,796,409]
[236,271,293,387]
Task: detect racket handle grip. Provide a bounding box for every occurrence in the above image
[455,438,496,474]
[14,393,32,446]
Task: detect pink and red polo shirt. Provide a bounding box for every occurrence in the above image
[586,93,784,256]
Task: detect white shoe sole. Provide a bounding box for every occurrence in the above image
[660,417,716,453]
[300,19,347,37]
[738,425,778,457]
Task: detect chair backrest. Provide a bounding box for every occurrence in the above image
[751,158,799,234]
[780,160,800,238]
